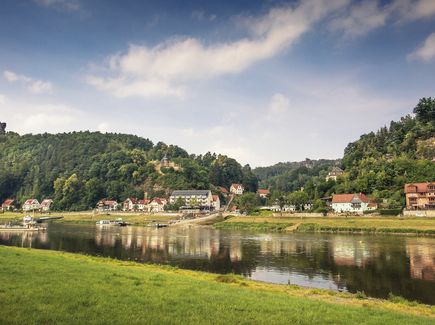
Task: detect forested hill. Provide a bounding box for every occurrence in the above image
[253,97,434,208]
[253,159,340,192]
[0,131,258,210]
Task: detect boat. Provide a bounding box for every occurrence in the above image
[96,218,129,226]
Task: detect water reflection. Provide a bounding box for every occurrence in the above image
[0,223,434,304]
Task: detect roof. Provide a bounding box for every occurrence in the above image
[257,189,270,195]
[332,193,369,204]
[212,195,219,201]
[102,200,117,206]
[125,197,138,204]
[171,190,211,196]
[404,182,435,193]
[230,183,243,188]
[152,198,167,205]
[2,199,14,206]
[138,199,150,205]
[40,199,53,206]
[24,199,39,205]
[217,186,228,194]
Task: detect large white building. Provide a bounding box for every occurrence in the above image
[23,199,40,212]
[331,193,376,213]
[170,190,213,208]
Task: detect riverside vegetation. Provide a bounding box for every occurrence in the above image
[0,246,434,325]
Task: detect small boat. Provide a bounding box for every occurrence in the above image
[96,220,111,225]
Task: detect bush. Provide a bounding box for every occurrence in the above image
[379,209,402,216]
[355,291,367,299]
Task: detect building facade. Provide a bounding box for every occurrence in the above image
[257,189,270,198]
[23,199,41,212]
[326,167,344,182]
[230,184,244,195]
[170,190,213,208]
[40,199,53,212]
[404,182,435,210]
[96,200,118,211]
[331,193,376,213]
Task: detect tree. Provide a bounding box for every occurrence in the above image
[413,97,435,124]
[238,193,259,214]
[287,191,309,211]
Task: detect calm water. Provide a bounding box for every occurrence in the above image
[1,223,434,304]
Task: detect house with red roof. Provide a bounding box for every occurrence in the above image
[123,197,138,211]
[96,199,118,211]
[148,198,167,212]
[230,183,244,195]
[23,199,40,212]
[1,199,16,211]
[256,189,270,198]
[404,182,435,210]
[137,199,151,211]
[331,193,376,213]
[217,186,229,196]
[212,195,220,211]
[40,199,53,212]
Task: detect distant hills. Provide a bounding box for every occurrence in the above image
[0,98,433,211]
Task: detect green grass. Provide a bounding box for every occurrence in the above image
[214,221,293,231]
[217,216,435,235]
[0,246,433,324]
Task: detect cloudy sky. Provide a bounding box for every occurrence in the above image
[0,0,434,166]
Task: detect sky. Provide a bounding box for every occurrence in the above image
[0,0,434,167]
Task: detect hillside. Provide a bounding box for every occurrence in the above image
[0,132,257,210]
[253,98,435,208]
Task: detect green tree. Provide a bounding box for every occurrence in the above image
[287,191,309,211]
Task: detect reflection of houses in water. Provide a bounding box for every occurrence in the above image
[330,237,372,267]
[406,239,435,281]
[95,226,117,247]
[0,230,48,247]
[229,239,242,262]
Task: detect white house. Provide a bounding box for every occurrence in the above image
[170,190,213,208]
[326,167,344,182]
[40,199,53,212]
[148,198,167,212]
[256,189,270,198]
[123,197,138,211]
[96,199,118,211]
[331,193,376,213]
[137,199,150,211]
[1,199,15,211]
[212,195,220,211]
[23,199,40,212]
[230,184,244,195]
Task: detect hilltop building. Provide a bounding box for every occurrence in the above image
[23,199,41,212]
[170,190,213,208]
[326,167,344,182]
[230,184,244,195]
[0,121,6,135]
[331,193,376,213]
[404,182,435,210]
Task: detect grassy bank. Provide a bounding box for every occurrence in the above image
[0,211,179,225]
[215,216,435,235]
[0,246,433,324]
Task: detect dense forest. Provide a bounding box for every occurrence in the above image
[253,97,435,209]
[0,132,258,210]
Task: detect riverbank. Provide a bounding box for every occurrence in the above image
[0,246,433,324]
[214,216,435,235]
[0,211,180,225]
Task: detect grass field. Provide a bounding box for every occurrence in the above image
[0,211,179,225]
[0,246,434,324]
[215,216,435,235]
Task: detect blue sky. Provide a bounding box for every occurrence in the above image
[0,0,434,166]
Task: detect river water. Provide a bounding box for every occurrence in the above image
[1,223,434,304]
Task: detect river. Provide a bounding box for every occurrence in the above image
[0,223,434,304]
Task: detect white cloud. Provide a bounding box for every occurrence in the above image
[329,0,389,38]
[0,94,6,105]
[87,0,348,98]
[3,70,54,95]
[33,0,80,11]
[191,11,216,22]
[408,32,435,62]
[97,122,110,133]
[390,0,435,21]
[269,93,290,113]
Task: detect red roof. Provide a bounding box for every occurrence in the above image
[103,200,117,206]
[24,199,39,205]
[332,193,369,203]
[217,186,228,194]
[212,195,219,201]
[2,199,14,207]
[404,182,434,193]
[152,198,167,205]
[257,189,270,195]
[138,199,150,205]
[126,197,138,204]
[40,199,53,207]
[231,183,243,189]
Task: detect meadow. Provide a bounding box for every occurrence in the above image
[0,246,434,324]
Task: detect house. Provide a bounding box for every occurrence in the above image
[326,167,344,182]
[217,186,229,196]
[1,199,15,211]
[230,184,244,195]
[170,190,213,208]
[257,189,270,198]
[123,197,138,211]
[149,198,167,212]
[96,199,118,212]
[212,195,220,211]
[404,182,435,210]
[137,199,150,211]
[331,193,375,213]
[40,199,53,212]
[23,199,40,212]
